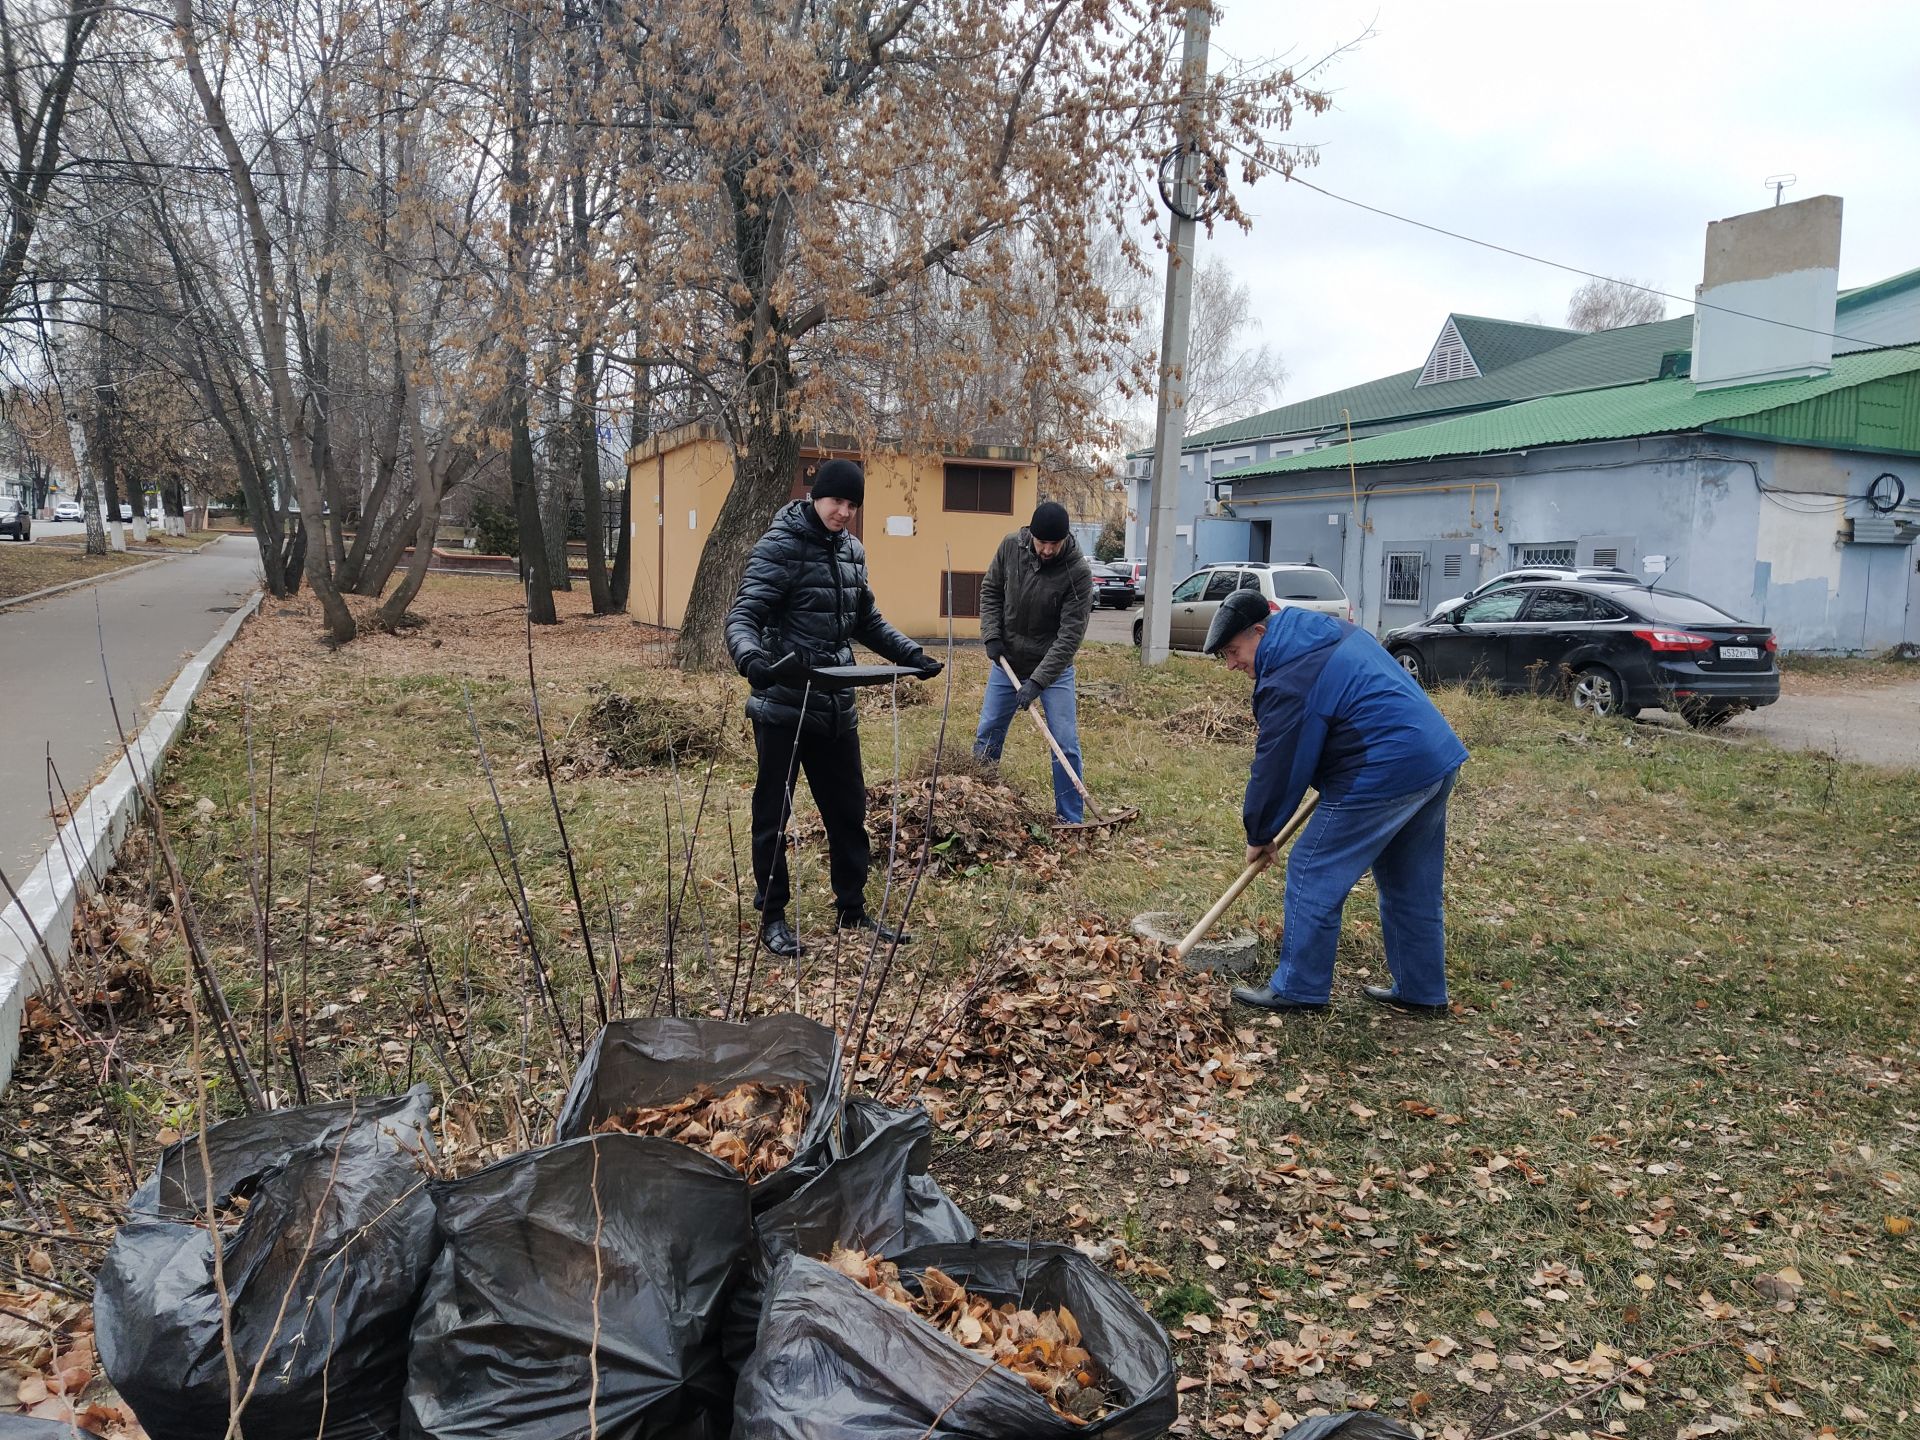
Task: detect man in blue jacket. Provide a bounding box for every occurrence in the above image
[1203,590,1469,1015]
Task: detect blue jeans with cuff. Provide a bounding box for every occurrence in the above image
[972,664,1083,824]
[1266,770,1458,1006]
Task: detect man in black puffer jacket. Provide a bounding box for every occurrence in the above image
[725,460,944,958]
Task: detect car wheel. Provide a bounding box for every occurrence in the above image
[1132,617,1143,646]
[1390,647,1426,687]
[1570,665,1627,718]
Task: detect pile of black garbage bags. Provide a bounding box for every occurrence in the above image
[91,1012,1221,1440]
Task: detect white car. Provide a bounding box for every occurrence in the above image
[1428,565,1636,618]
[1134,562,1351,651]
[52,499,84,522]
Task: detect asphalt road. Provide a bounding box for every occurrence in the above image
[0,536,260,886]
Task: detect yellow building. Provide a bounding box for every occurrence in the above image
[628,424,1039,640]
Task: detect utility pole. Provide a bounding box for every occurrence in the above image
[1139,1,1211,666]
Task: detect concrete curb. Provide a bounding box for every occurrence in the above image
[0,556,170,613]
[0,588,263,1096]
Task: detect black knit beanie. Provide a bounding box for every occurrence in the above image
[810,459,865,506]
[1029,501,1070,543]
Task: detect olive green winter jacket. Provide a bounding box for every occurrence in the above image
[978,529,1094,690]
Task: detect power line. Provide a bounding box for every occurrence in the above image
[1230,150,1920,361]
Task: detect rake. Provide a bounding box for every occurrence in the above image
[996,656,1140,831]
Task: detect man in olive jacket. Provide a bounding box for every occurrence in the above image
[725,460,943,958]
[973,501,1095,823]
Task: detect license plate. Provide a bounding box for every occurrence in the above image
[1719,645,1759,660]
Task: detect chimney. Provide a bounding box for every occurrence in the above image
[1691,194,1842,390]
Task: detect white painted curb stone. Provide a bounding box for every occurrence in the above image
[0,590,263,1096]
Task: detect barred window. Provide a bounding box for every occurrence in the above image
[1385,552,1423,604]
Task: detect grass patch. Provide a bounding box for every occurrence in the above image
[0,542,151,599]
[5,579,1916,1438]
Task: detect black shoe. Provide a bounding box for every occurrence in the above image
[1230,985,1327,1014]
[759,916,801,958]
[1361,984,1449,1015]
[839,909,911,945]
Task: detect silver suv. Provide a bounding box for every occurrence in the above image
[1133,563,1350,651]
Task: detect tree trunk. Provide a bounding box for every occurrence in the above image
[674,354,797,668]
[374,381,446,631]
[609,356,649,616]
[506,6,556,624]
[92,237,123,554]
[575,346,610,613]
[540,453,572,591]
[357,498,419,598]
[175,0,354,643]
[343,399,405,593]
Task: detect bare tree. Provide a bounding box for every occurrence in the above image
[0,0,101,323]
[1566,276,1666,331]
[1176,257,1287,434]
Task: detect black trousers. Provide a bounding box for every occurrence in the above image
[751,720,871,918]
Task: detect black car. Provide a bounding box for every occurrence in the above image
[1093,562,1140,609]
[0,497,29,542]
[1384,581,1779,728]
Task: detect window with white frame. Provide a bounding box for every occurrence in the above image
[1385,552,1424,604]
[1514,542,1575,567]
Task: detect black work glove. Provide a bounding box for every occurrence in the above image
[745,652,800,688]
[1014,679,1042,711]
[983,639,1006,665]
[914,655,944,681]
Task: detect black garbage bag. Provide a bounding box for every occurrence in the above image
[724,1097,975,1366]
[1279,1417,1419,1440]
[402,1134,752,1440]
[553,1013,841,1209]
[735,1241,1178,1439]
[94,1087,438,1440]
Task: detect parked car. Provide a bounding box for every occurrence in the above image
[1132,563,1350,650]
[52,499,84,523]
[1428,564,1636,618]
[0,497,29,541]
[1385,581,1778,728]
[1093,561,1140,609]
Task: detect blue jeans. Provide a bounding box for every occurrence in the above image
[973,664,1083,823]
[1266,771,1457,1006]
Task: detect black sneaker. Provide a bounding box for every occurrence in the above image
[1229,985,1328,1014]
[838,909,911,945]
[759,916,801,958]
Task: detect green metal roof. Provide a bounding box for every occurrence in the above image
[1171,314,1694,453]
[1225,345,1920,480]
[1837,265,1920,312]
[1447,315,1582,374]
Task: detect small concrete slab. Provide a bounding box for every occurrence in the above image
[1131,909,1265,974]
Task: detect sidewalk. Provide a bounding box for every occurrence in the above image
[0,537,261,883]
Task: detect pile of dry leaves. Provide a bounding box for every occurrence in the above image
[854,772,1054,870]
[0,1288,139,1434]
[859,677,931,714]
[593,1080,808,1182]
[900,921,1262,1156]
[551,681,743,774]
[823,1246,1110,1424]
[1160,700,1256,747]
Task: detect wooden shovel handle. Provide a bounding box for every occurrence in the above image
[1174,792,1320,960]
[997,656,1097,809]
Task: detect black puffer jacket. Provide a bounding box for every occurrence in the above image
[725,500,927,736]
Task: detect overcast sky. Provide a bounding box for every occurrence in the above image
[1199,0,1920,402]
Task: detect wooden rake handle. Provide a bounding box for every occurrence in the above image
[997,656,1099,811]
[1174,792,1321,960]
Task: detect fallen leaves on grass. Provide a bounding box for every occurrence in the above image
[548,680,744,774]
[0,1289,144,1435]
[839,771,1057,872]
[1160,700,1255,747]
[594,1079,807,1182]
[824,1245,1111,1424]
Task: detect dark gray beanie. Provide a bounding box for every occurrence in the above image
[1029,501,1070,543]
[810,459,865,505]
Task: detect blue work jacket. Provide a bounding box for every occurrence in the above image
[1243,609,1469,844]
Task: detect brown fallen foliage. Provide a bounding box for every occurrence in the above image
[824,1246,1111,1425]
[903,920,1264,1156]
[856,772,1055,871]
[550,680,745,774]
[0,1288,142,1434]
[1160,699,1256,747]
[593,1080,807,1182]
[859,677,931,714]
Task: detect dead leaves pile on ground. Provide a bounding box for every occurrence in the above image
[801,770,1061,875]
[898,920,1264,1160]
[594,1080,809,1182]
[823,1245,1112,1425]
[1160,700,1257,748]
[859,677,932,714]
[546,680,746,774]
[0,1289,140,1435]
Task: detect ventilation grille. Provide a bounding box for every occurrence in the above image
[1592,547,1619,569]
[1442,553,1462,577]
[1416,319,1483,387]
